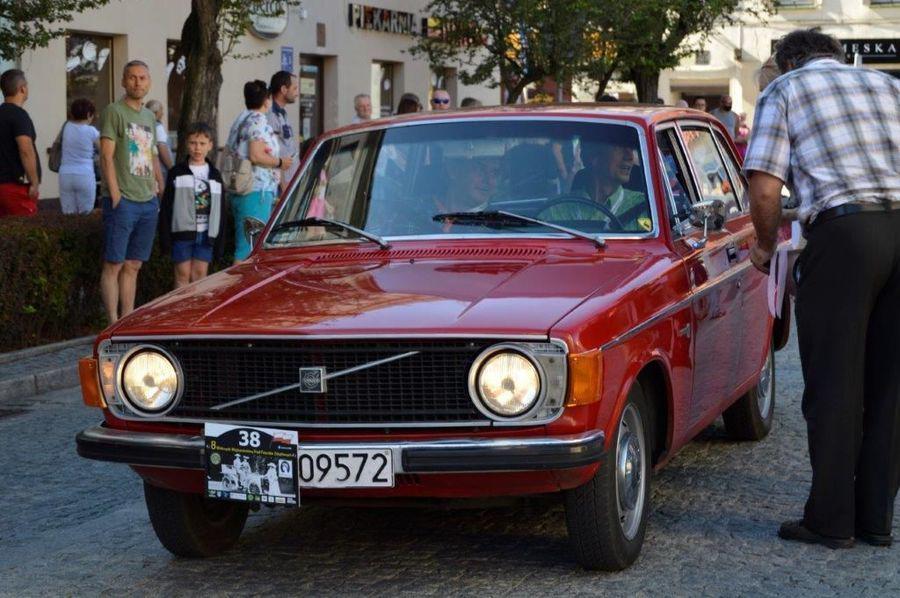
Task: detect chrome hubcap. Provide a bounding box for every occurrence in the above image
[756,348,773,419]
[615,403,646,540]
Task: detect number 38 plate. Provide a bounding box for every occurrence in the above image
[298,447,394,488]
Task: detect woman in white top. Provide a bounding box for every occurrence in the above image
[145,99,174,179]
[58,98,100,214]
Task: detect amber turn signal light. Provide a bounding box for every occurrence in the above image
[565,348,602,407]
[79,357,107,409]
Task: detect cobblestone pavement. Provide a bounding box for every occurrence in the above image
[0,329,898,597]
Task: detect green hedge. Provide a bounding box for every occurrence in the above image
[0,211,232,351]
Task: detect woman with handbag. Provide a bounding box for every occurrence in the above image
[56,98,99,214]
[225,80,293,263]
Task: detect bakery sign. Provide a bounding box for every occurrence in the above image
[841,39,899,64]
[348,3,428,37]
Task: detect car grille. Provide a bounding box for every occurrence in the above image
[151,339,496,426]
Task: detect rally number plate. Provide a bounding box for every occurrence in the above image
[297,447,394,488]
[204,424,299,506]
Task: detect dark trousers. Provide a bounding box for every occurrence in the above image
[796,210,900,538]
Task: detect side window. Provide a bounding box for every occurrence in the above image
[681,126,741,217]
[656,128,697,234]
[711,129,748,211]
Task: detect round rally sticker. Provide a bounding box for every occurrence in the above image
[210,452,221,465]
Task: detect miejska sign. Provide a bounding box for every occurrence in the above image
[840,39,899,64]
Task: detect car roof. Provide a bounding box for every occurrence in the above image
[329,103,709,138]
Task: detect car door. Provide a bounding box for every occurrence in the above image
[660,121,744,426]
[709,126,772,390]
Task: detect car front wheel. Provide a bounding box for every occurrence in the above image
[144,482,249,558]
[564,382,652,571]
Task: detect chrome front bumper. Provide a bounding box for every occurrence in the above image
[76,425,605,473]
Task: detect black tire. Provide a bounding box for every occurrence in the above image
[723,343,775,441]
[144,482,249,558]
[564,382,654,571]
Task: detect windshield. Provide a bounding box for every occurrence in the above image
[267,120,654,246]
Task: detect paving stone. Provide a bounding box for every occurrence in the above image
[0,325,897,596]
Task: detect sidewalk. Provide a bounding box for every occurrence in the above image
[0,337,93,403]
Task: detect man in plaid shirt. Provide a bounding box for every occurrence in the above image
[745,29,900,550]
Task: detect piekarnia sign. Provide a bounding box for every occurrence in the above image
[348,3,428,37]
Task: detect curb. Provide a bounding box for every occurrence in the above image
[0,337,93,404]
[0,364,80,403]
[0,335,94,366]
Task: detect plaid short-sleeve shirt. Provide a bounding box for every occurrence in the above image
[743,58,900,225]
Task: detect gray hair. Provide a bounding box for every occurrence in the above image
[123,59,150,74]
[145,99,164,118]
[353,93,370,105]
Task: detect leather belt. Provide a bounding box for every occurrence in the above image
[808,201,900,232]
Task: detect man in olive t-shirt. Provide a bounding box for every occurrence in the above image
[99,60,163,324]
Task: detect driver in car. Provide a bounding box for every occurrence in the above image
[543,140,651,232]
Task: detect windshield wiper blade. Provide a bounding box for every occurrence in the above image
[270,217,390,250]
[432,210,604,248]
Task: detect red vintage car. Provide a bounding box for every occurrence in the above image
[76,105,790,571]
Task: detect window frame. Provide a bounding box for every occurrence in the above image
[655,122,701,237]
[709,127,749,213]
[265,116,662,247]
[675,120,743,221]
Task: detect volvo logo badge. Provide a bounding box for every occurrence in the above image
[299,367,326,393]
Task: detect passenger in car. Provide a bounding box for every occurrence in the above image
[543,140,650,231]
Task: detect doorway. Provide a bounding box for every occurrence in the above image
[298,55,324,140]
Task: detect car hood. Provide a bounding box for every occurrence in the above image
[110,244,650,338]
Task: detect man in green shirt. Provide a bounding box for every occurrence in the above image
[99,60,164,324]
[542,140,651,233]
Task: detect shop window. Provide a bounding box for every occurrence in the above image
[166,40,187,140]
[371,62,395,117]
[65,32,113,119]
[694,50,711,66]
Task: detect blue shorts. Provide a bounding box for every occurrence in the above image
[102,196,159,263]
[172,231,214,264]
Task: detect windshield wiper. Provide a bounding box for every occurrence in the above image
[269,217,390,250]
[432,210,605,248]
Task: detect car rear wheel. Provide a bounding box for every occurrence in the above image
[144,482,249,558]
[723,343,775,441]
[564,382,652,571]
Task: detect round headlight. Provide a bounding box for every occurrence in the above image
[120,349,180,414]
[476,351,541,417]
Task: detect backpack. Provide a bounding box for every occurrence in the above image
[48,122,67,173]
[217,113,254,195]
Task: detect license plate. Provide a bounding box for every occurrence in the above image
[297,447,394,488]
[204,424,299,506]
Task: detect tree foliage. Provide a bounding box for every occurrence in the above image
[0,0,111,61]
[409,0,597,104]
[411,0,774,104]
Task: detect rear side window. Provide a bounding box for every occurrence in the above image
[680,126,741,217]
[711,129,748,211]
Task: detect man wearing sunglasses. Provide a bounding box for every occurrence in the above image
[430,88,452,110]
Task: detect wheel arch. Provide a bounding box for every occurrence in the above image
[634,359,672,466]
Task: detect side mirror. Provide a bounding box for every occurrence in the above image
[686,199,726,249]
[243,217,267,251]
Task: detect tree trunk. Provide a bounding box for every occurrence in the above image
[176,0,224,160]
[631,67,660,104]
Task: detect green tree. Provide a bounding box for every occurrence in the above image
[618,0,774,102]
[410,0,597,104]
[175,0,300,157]
[0,1,111,61]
